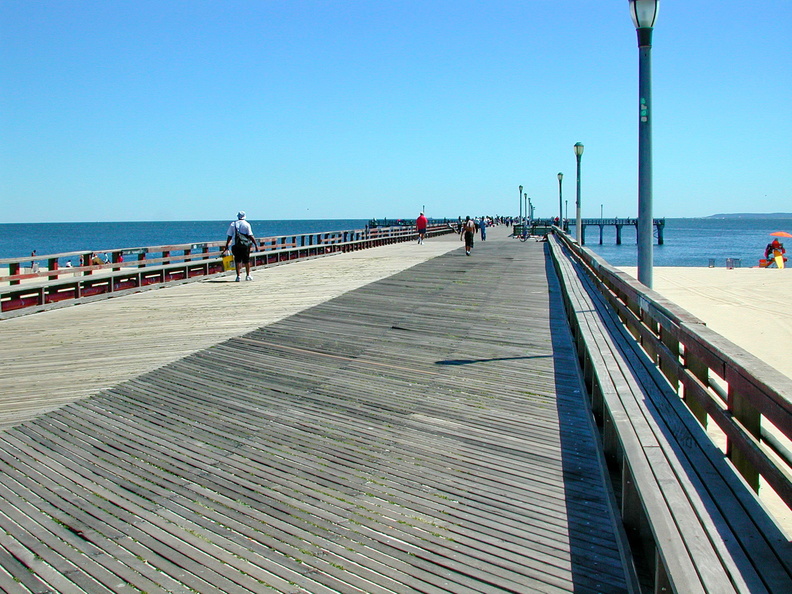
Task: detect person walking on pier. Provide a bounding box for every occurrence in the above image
[224,211,258,281]
[416,212,428,244]
[460,216,476,256]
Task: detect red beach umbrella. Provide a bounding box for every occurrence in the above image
[770,231,792,238]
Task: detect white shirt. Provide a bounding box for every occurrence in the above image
[227,219,253,246]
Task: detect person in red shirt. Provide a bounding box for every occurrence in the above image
[416,212,428,245]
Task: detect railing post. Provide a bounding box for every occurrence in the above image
[728,385,761,491]
[637,301,660,366]
[47,257,59,281]
[623,295,642,342]
[82,254,92,275]
[684,351,709,427]
[658,325,679,392]
[9,262,20,285]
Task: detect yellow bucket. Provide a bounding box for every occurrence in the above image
[222,254,235,272]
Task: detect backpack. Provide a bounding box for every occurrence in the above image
[235,222,253,249]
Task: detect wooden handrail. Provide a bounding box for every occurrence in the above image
[555,228,792,508]
[2,224,447,284]
[1,224,453,316]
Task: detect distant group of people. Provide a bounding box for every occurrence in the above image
[413,212,493,256]
[456,216,494,255]
[25,248,114,275]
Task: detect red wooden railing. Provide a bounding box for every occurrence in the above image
[1,224,454,316]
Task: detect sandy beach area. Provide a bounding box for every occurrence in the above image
[619,266,792,381]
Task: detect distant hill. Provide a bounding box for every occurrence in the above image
[708,213,792,219]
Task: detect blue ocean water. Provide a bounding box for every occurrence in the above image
[584,217,792,268]
[1,217,790,268]
[0,219,368,263]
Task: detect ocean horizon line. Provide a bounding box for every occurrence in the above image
[8,212,792,226]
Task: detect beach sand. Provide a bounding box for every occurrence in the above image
[619,266,792,381]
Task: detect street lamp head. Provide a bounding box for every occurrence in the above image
[519,185,523,193]
[573,142,584,158]
[629,0,659,29]
[557,172,563,182]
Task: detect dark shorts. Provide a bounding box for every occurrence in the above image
[232,243,251,264]
[464,231,474,248]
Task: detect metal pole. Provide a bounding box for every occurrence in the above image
[519,185,523,223]
[558,174,563,224]
[637,27,654,287]
[575,155,582,244]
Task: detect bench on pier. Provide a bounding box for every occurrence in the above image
[548,233,792,593]
[529,223,553,237]
[511,224,553,238]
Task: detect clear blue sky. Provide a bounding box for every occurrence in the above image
[1,1,790,223]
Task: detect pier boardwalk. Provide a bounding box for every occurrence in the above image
[0,231,462,431]
[0,227,632,593]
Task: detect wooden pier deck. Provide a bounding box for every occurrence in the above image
[0,230,632,593]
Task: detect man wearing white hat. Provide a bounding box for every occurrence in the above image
[224,211,258,281]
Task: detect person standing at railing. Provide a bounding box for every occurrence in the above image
[224,211,258,282]
[416,212,428,244]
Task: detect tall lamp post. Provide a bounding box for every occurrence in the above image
[524,194,528,223]
[557,172,563,225]
[574,142,584,243]
[518,185,523,223]
[630,0,659,288]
